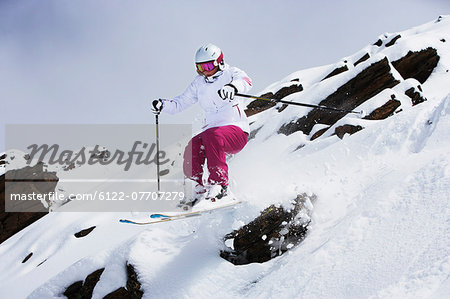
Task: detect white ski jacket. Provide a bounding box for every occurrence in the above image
[161,64,252,133]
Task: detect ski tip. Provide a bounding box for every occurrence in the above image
[150,214,170,219]
[119,219,136,224]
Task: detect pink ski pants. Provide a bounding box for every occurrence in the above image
[183,125,248,186]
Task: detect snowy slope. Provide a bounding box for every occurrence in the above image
[1,16,450,299]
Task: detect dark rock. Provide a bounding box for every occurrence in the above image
[0,211,46,244]
[335,125,364,139]
[0,162,57,243]
[104,287,131,299]
[279,57,400,137]
[4,162,58,195]
[62,268,104,299]
[126,263,143,299]
[245,84,303,116]
[310,127,330,141]
[83,268,104,298]
[321,65,349,81]
[354,53,370,66]
[373,39,383,47]
[74,226,96,238]
[392,47,440,84]
[272,84,304,100]
[385,34,401,47]
[63,263,143,299]
[364,97,401,120]
[63,281,83,299]
[276,48,439,140]
[405,87,427,106]
[22,252,33,263]
[245,96,276,117]
[220,193,316,265]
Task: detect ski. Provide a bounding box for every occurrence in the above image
[119,199,242,225]
[119,212,201,225]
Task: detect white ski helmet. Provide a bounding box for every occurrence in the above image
[195,43,225,70]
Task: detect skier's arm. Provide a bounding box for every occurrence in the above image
[228,67,253,94]
[161,79,199,115]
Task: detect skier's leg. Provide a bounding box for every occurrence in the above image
[202,128,228,186]
[202,126,248,186]
[183,133,206,185]
[221,125,248,154]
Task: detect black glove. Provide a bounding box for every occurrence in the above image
[151,99,163,115]
[218,84,237,101]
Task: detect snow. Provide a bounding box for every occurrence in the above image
[240,96,450,298]
[1,16,450,299]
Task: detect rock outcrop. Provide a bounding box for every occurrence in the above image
[63,268,105,299]
[321,64,349,81]
[363,95,401,120]
[245,82,303,116]
[220,193,315,265]
[1,161,58,244]
[63,263,143,299]
[278,57,401,136]
[246,47,439,141]
[392,47,439,84]
[334,124,364,139]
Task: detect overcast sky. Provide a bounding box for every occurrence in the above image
[1,0,448,151]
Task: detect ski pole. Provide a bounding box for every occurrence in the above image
[155,114,161,197]
[236,93,364,115]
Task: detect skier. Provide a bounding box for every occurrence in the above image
[151,43,252,205]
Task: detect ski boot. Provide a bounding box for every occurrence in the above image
[206,185,228,202]
[178,184,207,210]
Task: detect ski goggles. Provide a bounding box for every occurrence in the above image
[196,61,216,72]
